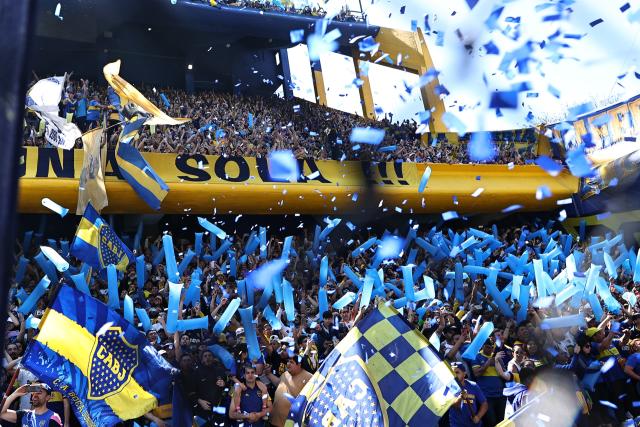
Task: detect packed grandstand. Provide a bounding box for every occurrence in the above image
[5,1,640,427]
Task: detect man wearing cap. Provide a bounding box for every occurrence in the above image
[449,362,487,427]
[269,352,312,427]
[0,383,62,426]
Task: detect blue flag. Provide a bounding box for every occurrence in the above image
[71,203,134,271]
[288,303,460,426]
[22,285,176,427]
[115,115,169,210]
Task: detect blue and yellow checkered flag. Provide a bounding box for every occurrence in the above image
[22,285,176,427]
[71,202,134,271]
[287,303,460,426]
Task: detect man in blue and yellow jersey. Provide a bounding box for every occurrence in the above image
[229,364,271,427]
[472,338,506,427]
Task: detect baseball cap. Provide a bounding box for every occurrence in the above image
[585,327,601,338]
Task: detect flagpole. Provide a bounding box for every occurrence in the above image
[1,368,21,409]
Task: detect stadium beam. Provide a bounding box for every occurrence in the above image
[361,27,446,134]
[310,59,328,107]
[279,49,294,100]
[352,48,376,120]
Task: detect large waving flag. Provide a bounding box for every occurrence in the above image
[103,60,190,126]
[115,115,169,210]
[77,127,108,215]
[26,75,81,150]
[22,285,176,427]
[71,203,133,271]
[287,303,460,426]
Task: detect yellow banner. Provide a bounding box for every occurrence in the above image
[19,147,418,187]
[18,147,579,215]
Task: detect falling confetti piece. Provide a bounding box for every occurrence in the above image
[471,188,484,197]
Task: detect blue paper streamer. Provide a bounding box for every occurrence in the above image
[540,313,586,330]
[22,230,33,256]
[239,306,262,362]
[517,284,530,323]
[318,287,329,316]
[15,256,29,284]
[272,276,283,303]
[71,273,91,296]
[197,217,227,239]
[184,277,202,307]
[135,308,151,331]
[454,262,464,303]
[172,250,193,277]
[333,292,356,310]
[485,271,514,318]
[152,247,165,266]
[263,306,283,330]
[228,251,237,278]
[259,227,267,259]
[212,297,241,334]
[361,276,374,308]
[177,316,209,331]
[163,235,180,282]
[555,285,581,306]
[166,282,183,334]
[257,280,273,310]
[245,232,259,255]
[401,265,415,301]
[34,251,58,283]
[320,256,328,288]
[342,265,363,289]
[283,279,295,322]
[107,264,120,309]
[136,255,145,289]
[634,248,640,283]
[211,240,232,261]
[124,294,134,323]
[588,293,604,321]
[25,315,40,330]
[18,276,50,315]
[195,232,203,256]
[461,321,494,361]
[281,235,293,260]
[351,237,377,258]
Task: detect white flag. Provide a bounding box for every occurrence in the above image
[26,75,65,108]
[26,75,81,150]
[39,109,82,150]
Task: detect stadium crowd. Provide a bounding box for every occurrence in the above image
[203,0,365,22]
[3,216,640,427]
[22,77,537,165]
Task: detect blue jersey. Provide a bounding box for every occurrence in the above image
[236,384,265,427]
[76,97,87,117]
[16,409,62,427]
[626,352,640,376]
[472,352,504,398]
[593,341,626,382]
[449,380,486,427]
[87,100,101,122]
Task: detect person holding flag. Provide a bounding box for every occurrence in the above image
[449,362,488,427]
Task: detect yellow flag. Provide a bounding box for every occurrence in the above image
[103,60,191,126]
[77,128,108,214]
